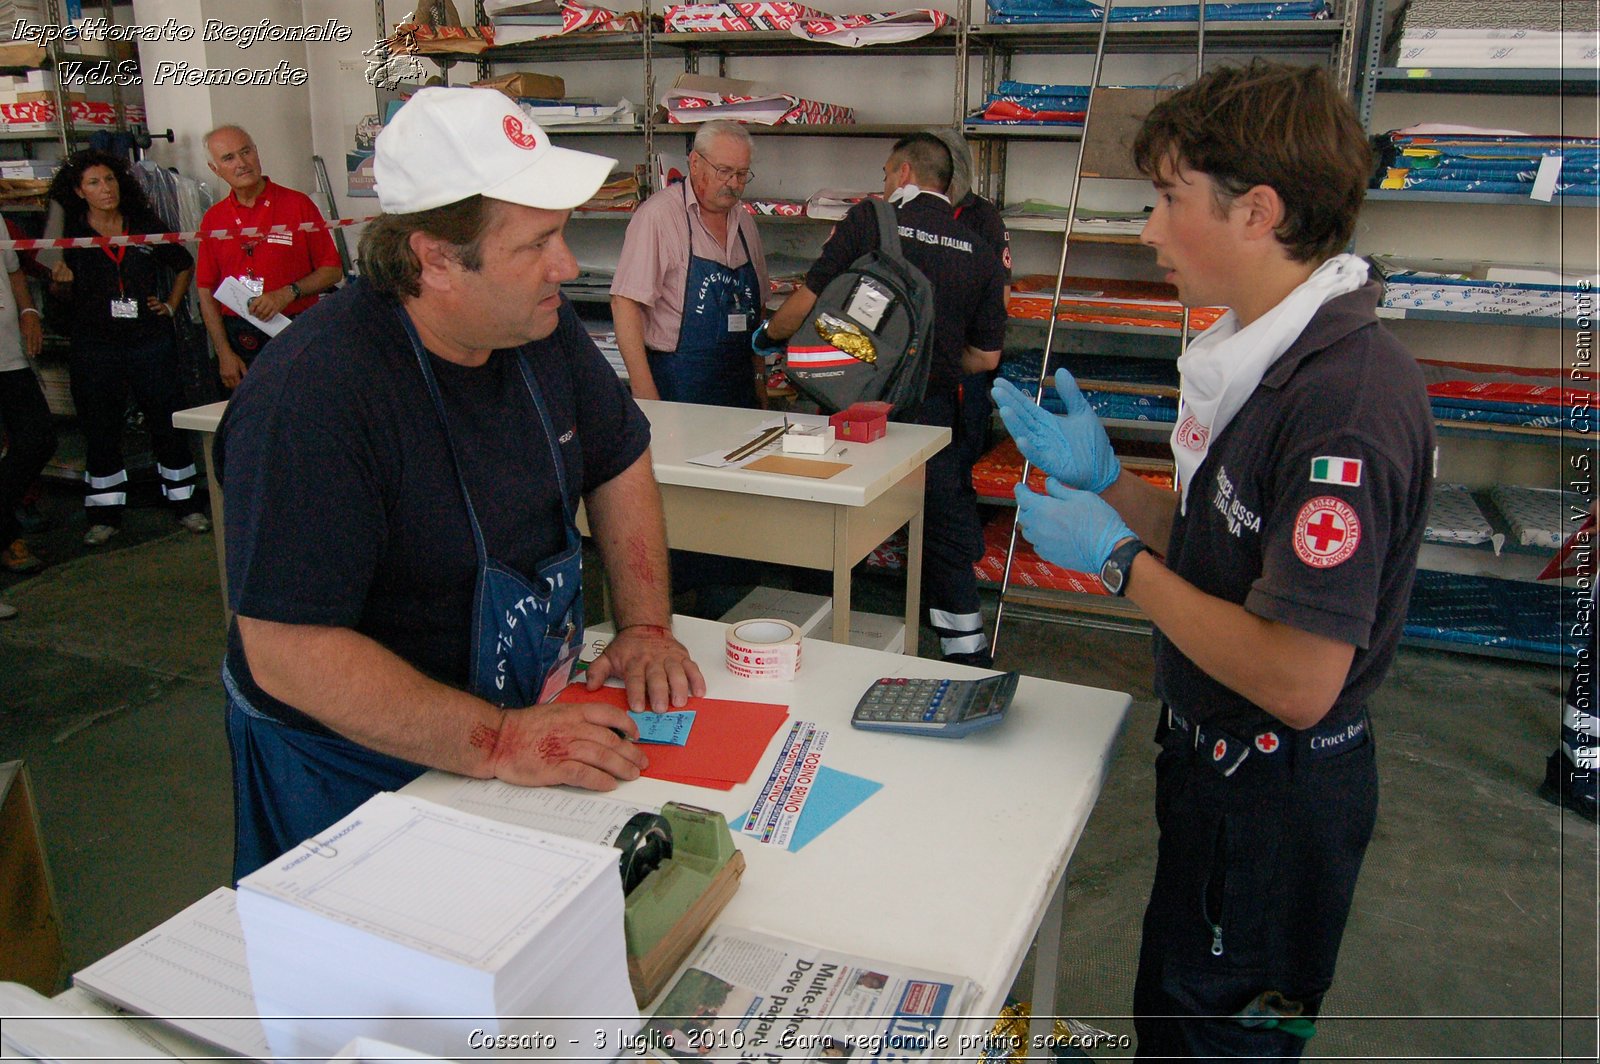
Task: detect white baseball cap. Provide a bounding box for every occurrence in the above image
[374,86,616,214]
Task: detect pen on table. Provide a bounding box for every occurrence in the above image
[723,423,786,463]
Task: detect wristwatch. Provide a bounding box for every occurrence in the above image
[288,281,303,301]
[1100,538,1147,598]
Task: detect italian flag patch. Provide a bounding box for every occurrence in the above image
[1311,456,1363,487]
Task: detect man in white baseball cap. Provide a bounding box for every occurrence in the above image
[213,86,704,881]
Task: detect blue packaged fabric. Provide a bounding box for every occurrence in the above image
[1381,176,1600,197]
[987,0,1330,24]
[1404,570,1586,658]
[1430,404,1576,430]
[1085,392,1178,422]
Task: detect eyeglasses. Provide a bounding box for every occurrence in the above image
[696,156,755,184]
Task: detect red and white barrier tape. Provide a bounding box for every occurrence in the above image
[0,215,376,252]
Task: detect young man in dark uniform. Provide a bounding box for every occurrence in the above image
[765,133,1008,665]
[993,61,1434,1058]
[927,127,1013,499]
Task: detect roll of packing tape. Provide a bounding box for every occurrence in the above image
[613,811,673,895]
[725,618,803,680]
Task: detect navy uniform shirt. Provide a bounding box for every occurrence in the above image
[953,192,1012,283]
[805,193,1007,397]
[1154,282,1434,730]
[216,279,650,732]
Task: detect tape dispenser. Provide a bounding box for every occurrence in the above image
[614,802,745,1005]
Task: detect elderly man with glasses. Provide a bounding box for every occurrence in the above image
[610,120,770,408]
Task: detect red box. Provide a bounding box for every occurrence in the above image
[829,402,890,443]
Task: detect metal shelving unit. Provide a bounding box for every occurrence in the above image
[1355,0,1594,666]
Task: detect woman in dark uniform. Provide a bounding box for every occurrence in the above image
[48,150,208,545]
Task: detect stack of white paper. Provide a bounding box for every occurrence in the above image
[236,792,638,1061]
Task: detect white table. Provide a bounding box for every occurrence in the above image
[55,618,1130,1059]
[410,617,1131,1041]
[170,400,230,613]
[606,401,949,653]
[175,400,949,653]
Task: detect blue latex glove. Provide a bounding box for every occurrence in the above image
[1013,479,1136,575]
[991,373,1121,493]
[751,320,786,360]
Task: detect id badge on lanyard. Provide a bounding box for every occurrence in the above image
[104,244,138,318]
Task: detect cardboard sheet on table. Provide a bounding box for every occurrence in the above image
[739,766,882,851]
[743,454,851,479]
[555,684,788,788]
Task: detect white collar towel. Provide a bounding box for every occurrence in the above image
[1170,253,1370,512]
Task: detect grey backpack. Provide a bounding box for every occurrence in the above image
[783,197,936,420]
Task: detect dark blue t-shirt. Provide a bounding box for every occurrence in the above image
[215,279,650,731]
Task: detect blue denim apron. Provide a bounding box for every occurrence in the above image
[649,185,760,408]
[225,308,585,881]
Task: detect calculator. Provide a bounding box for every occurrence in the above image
[850,672,1021,738]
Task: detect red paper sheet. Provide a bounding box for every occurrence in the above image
[555,684,789,790]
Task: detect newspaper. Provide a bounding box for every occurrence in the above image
[638,927,976,1062]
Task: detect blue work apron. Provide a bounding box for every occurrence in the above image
[225,308,585,881]
[649,185,760,408]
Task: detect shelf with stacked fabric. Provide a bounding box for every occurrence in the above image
[1354,0,1595,664]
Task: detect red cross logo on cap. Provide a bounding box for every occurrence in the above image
[1255,732,1280,754]
[1212,739,1228,762]
[1293,496,1362,569]
[502,114,540,151]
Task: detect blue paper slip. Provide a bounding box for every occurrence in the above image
[629,710,695,746]
[740,766,882,852]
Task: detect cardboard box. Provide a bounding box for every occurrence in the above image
[721,589,906,654]
[830,401,890,443]
[16,90,87,104]
[781,423,834,454]
[472,71,566,100]
[720,586,831,636]
[0,761,64,996]
[813,609,906,654]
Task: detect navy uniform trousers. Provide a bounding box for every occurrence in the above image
[1133,709,1378,1061]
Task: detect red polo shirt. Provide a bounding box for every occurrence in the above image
[195,177,339,318]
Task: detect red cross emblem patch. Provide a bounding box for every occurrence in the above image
[1255,732,1280,754]
[1293,496,1362,569]
[1176,414,1209,452]
[1212,738,1228,762]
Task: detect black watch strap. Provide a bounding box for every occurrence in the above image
[288,281,303,300]
[1101,538,1147,598]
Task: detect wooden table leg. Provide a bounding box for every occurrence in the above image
[832,506,852,644]
[903,503,923,656]
[198,435,229,623]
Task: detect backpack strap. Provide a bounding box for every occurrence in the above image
[869,196,904,258]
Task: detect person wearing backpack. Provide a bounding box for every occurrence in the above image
[764,133,1007,665]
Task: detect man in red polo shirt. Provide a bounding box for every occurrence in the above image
[195,125,343,389]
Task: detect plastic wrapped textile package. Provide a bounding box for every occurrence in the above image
[1425,484,1497,546]
[1429,403,1576,431]
[1403,570,1588,658]
[973,512,1107,594]
[1374,133,1600,197]
[1418,358,1596,430]
[1393,0,1585,34]
[1007,274,1226,331]
[1374,256,1585,319]
[971,436,1173,499]
[986,0,1331,24]
[969,82,1089,126]
[664,2,825,32]
[1084,391,1177,422]
[1487,484,1591,549]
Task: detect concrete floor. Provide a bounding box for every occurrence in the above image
[1,484,1597,1061]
